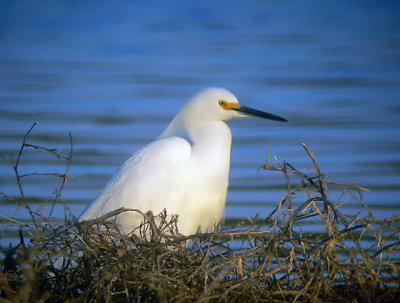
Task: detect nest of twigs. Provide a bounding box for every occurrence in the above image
[1,125,399,302]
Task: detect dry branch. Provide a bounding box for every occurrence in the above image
[0,127,399,302]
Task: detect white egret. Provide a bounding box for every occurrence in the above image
[80,87,287,235]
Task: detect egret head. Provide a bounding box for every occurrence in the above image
[161,87,287,139]
[190,87,287,122]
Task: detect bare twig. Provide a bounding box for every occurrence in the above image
[12,122,38,222]
[49,131,73,218]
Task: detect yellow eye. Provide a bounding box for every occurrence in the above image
[218,100,227,108]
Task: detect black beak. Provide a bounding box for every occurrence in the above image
[232,105,287,122]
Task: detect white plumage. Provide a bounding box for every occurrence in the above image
[80,87,286,235]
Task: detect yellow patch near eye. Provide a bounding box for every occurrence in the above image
[218,100,240,110]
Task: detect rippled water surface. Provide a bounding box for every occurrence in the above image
[1,1,399,241]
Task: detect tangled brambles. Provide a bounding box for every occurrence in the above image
[1,125,399,302]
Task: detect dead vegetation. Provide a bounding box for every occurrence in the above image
[1,124,399,302]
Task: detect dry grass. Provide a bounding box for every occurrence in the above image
[1,124,399,302]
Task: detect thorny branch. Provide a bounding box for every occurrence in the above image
[1,122,74,224]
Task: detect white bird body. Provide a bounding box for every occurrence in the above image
[80,88,286,235]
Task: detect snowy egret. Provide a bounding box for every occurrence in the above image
[80,87,287,235]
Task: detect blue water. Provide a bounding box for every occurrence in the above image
[1,0,399,239]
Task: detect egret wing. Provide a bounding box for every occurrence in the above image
[80,136,192,233]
